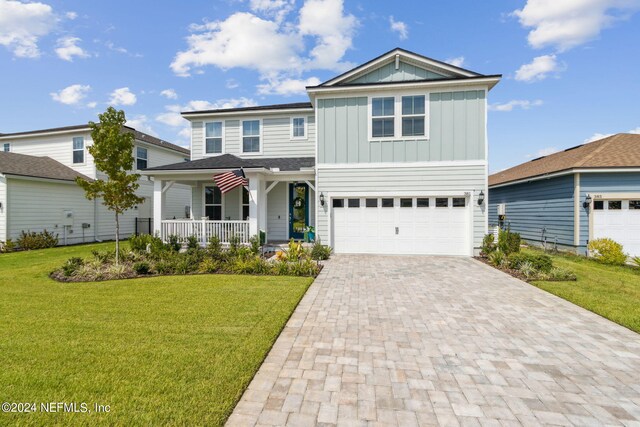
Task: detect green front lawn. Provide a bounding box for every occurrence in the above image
[0,243,313,425]
[526,248,640,333]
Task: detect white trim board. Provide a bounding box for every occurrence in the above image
[317,160,486,169]
[489,168,640,189]
[182,108,314,119]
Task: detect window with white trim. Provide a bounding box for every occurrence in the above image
[72,137,84,164]
[204,186,222,220]
[292,117,306,139]
[2,143,10,152]
[136,147,148,170]
[401,95,425,137]
[371,97,395,138]
[242,187,250,220]
[242,120,260,153]
[205,121,223,154]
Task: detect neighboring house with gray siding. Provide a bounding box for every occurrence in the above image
[0,125,190,246]
[143,48,501,256]
[489,133,640,257]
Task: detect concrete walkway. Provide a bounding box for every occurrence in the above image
[227,255,640,426]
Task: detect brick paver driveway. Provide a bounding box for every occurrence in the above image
[227,255,640,426]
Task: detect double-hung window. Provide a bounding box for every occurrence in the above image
[205,121,223,154]
[291,117,306,139]
[242,120,260,153]
[136,147,148,170]
[2,143,10,152]
[371,97,395,138]
[401,95,425,137]
[72,137,84,164]
[204,186,222,220]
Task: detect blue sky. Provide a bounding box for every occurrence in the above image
[1,0,639,172]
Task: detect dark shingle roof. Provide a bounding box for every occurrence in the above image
[144,154,315,172]
[0,125,189,156]
[489,133,640,186]
[181,102,313,116]
[0,151,92,182]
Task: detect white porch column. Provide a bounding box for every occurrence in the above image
[153,178,164,237]
[247,173,266,238]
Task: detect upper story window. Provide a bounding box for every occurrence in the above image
[371,97,395,138]
[242,120,260,153]
[205,121,223,154]
[401,95,425,137]
[291,117,306,139]
[2,143,10,152]
[136,147,148,170]
[72,137,84,164]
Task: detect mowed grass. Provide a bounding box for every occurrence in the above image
[527,248,640,333]
[0,242,313,426]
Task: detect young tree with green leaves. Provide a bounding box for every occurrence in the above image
[76,107,145,264]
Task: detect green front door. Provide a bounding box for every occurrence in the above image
[289,183,309,240]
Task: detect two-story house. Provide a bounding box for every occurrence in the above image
[143,48,501,256]
[0,125,191,246]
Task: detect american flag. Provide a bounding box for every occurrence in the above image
[213,169,248,194]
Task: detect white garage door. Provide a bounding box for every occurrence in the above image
[593,199,640,257]
[332,196,470,256]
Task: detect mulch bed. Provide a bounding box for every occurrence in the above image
[474,256,530,282]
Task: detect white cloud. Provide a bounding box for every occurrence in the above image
[226,78,240,89]
[160,88,178,99]
[156,98,257,128]
[50,84,91,105]
[108,87,137,106]
[126,115,157,136]
[389,16,408,40]
[86,101,97,108]
[249,0,294,23]
[515,54,562,82]
[489,99,544,112]
[584,126,640,142]
[513,0,640,52]
[55,36,89,61]
[525,146,560,159]
[0,0,58,58]
[65,11,77,20]
[257,75,321,96]
[445,56,465,68]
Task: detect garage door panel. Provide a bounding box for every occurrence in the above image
[593,200,640,257]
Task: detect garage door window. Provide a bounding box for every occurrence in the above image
[400,198,413,208]
[608,201,622,210]
[436,198,448,208]
[594,200,604,210]
[333,199,344,208]
[348,199,360,208]
[452,198,466,207]
[366,198,378,208]
[630,200,640,210]
[381,198,394,208]
[417,198,429,207]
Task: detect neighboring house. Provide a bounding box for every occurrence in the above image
[143,48,501,256]
[0,125,191,245]
[488,133,640,257]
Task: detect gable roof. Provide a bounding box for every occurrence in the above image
[0,151,92,182]
[143,154,315,173]
[181,102,313,117]
[489,133,640,187]
[319,48,483,87]
[0,125,190,156]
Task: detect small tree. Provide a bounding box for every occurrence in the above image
[76,107,144,264]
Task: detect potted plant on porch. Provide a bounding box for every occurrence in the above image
[304,226,315,243]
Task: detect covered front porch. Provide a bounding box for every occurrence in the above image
[143,155,316,245]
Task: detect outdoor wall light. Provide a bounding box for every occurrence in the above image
[477,190,485,206]
[583,194,592,208]
[319,192,325,206]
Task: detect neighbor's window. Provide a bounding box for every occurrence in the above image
[204,186,222,220]
[381,198,394,208]
[402,95,425,137]
[593,200,604,210]
[2,143,9,152]
[630,200,640,210]
[436,198,449,208]
[292,117,306,139]
[205,121,223,154]
[136,147,148,170]
[242,187,250,220]
[608,200,622,210]
[333,199,344,208]
[400,198,413,208]
[417,198,430,207]
[242,120,260,153]
[72,137,84,164]
[452,197,466,207]
[371,97,394,138]
[366,198,378,208]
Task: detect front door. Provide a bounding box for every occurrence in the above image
[289,183,309,240]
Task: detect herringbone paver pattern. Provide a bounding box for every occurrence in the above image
[227,255,640,426]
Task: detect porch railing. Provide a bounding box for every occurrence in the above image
[161,219,251,245]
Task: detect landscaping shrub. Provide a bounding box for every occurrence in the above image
[508,252,552,273]
[186,235,200,250]
[16,230,59,250]
[0,239,15,253]
[518,261,538,279]
[62,257,84,277]
[588,238,627,266]
[167,234,180,252]
[129,233,164,254]
[289,259,320,276]
[198,258,221,274]
[633,256,640,268]
[285,239,307,262]
[547,267,577,281]
[228,235,242,256]
[133,261,151,275]
[488,250,506,267]
[311,241,331,260]
[207,235,223,258]
[249,235,261,255]
[498,229,520,255]
[481,233,497,255]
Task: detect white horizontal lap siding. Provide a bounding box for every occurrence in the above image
[190,121,203,160]
[6,178,95,245]
[141,143,188,169]
[316,164,486,251]
[262,116,315,158]
[164,184,192,220]
[0,176,6,242]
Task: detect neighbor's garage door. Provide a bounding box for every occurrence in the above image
[332,196,470,255]
[593,199,640,257]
